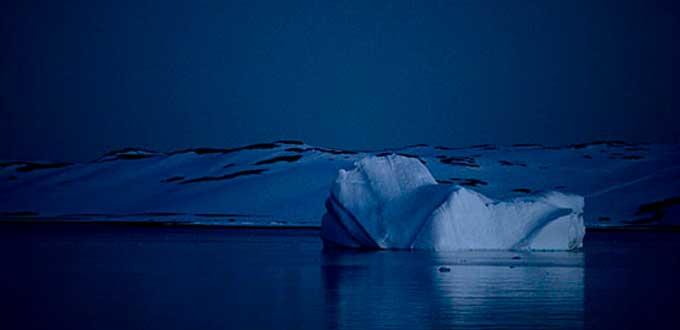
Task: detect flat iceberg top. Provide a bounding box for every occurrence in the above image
[321,155,585,251]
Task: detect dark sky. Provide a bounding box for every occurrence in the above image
[1,0,678,161]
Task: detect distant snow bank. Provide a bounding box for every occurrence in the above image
[1,141,679,228]
[321,155,585,251]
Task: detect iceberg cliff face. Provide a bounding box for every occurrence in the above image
[321,155,585,251]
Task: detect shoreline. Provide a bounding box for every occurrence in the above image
[2,218,680,233]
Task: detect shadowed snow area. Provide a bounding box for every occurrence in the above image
[321,155,585,251]
[0,141,678,229]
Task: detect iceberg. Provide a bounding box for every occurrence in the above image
[320,155,585,251]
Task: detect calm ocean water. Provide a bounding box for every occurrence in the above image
[1,223,679,329]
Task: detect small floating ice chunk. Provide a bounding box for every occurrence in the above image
[320,155,585,251]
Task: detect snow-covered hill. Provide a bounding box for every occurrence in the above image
[321,155,585,251]
[1,140,679,229]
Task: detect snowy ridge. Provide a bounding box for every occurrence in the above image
[1,141,679,229]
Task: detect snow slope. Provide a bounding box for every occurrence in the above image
[1,140,678,229]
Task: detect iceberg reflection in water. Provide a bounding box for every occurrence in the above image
[10,225,680,329]
[322,250,583,329]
